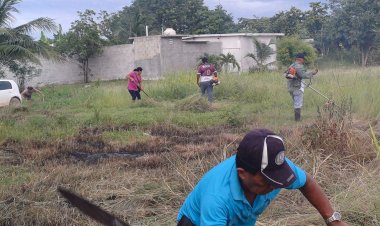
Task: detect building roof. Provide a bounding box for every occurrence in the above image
[129,34,188,40]
[182,33,284,40]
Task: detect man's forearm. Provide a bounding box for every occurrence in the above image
[300,174,334,219]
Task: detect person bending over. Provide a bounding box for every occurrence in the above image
[177,128,346,226]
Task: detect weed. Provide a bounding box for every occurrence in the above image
[223,107,243,127]
[369,125,380,158]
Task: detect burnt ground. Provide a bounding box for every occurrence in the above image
[0,124,242,168]
[1,118,379,225]
[1,112,379,168]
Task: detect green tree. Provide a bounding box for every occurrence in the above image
[0,0,57,88]
[328,0,380,66]
[270,7,306,36]
[305,2,328,38]
[39,31,49,45]
[115,0,208,36]
[194,5,236,34]
[219,53,240,73]
[237,16,271,33]
[108,0,236,40]
[245,38,275,71]
[55,10,103,83]
[97,10,122,45]
[304,2,329,55]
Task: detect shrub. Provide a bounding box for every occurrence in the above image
[277,36,318,67]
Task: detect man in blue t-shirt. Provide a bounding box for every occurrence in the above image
[177,129,347,226]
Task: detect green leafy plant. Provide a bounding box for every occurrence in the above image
[369,125,380,158]
[277,36,317,66]
[219,53,240,73]
[245,38,274,72]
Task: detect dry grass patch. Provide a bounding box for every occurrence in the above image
[1,113,379,225]
[175,94,213,112]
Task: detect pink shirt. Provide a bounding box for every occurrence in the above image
[127,71,142,91]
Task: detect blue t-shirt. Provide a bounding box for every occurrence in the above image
[177,155,307,226]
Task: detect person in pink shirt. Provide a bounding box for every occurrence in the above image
[126,67,143,101]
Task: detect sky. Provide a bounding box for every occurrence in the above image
[14,0,327,37]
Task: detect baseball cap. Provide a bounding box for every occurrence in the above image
[236,129,296,188]
[295,53,305,59]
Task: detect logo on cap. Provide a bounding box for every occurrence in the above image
[275,151,285,165]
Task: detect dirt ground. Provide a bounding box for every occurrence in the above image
[1,116,379,225]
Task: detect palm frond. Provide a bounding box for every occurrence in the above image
[245,53,259,64]
[14,17,57,34]
[0,0,20,27]
[0,43,40,64]
[219,53,240,72]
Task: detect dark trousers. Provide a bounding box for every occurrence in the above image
[177,215,195,226]
[200,81,214,103]
[128,89,141,101]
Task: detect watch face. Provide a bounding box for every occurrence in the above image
[326,211,342,224]
[333,212,342,220]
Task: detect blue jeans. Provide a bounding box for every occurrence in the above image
[128,89,141,101]
[200,81,213,103]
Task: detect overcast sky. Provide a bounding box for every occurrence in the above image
[15,0,327,37]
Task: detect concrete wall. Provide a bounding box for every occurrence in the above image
[241,35,278,71]
[132,36,162,79]
[4,58,82,87]
[160,37,221,74]
[89,44,134,81]
[181,35,243,73]
[182,33,282,73]
[254,35,278,70]
[3,33,281,87]
[4,44,134,86]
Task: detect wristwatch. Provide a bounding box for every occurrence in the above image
[325,211,342,224]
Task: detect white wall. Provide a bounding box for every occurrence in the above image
[180,34,281,73]
[4,44,134,87]
[2,34,281,87]
[4,58,82,87]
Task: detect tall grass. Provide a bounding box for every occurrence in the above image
[1,65,380,225]
[2,66,380,142]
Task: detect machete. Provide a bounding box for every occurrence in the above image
[57,186,130,226]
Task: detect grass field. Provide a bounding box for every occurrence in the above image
[0,66,380,225]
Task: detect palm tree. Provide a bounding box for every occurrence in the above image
[219,53,240,73]
[245,38,274,72]
[0,0,57,88]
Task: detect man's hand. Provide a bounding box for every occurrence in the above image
[197,82,200,87]
[312,68,319,75]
